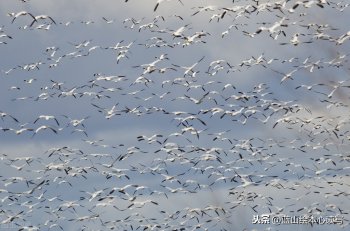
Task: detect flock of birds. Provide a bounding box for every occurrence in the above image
[0,0,349,230]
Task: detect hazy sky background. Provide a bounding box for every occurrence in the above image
[0,0,349,230]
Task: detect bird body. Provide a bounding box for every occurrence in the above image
[9,11,36,24]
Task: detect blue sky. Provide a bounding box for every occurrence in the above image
[0,0,349,230]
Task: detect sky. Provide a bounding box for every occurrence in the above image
[0,0,349,230]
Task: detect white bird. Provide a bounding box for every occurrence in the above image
[24,78,36,84]
[171,24,191,37]
[2,127,33,135]
[280,33,311,46]
[0,111,19,123]
[191,5,218,16]
[154,0,184,12]
[255,17,286,39]
[172,56,205,76]
[8,11,36,24]
[236,175,259,188]
[134,58,162,74]
[63,116,90,127]
[58,87,78,98]
[1,211,24,224]
[34,115,60,126]
[0,34,12,39]
[182,31,208,46]
[91,103,120,119]
[335,31,350,45]
[272,68,299,84]
[102,17,114,24]
[32,125,58,137]
[184,92,209,104]
[30,14,56,27]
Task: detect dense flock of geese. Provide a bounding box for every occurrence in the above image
[0,0,349,230]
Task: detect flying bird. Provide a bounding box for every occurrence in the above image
[33,115,60,126]
[8,11,36,24]
[30,15,56,27]
[154,0,184,12]
[32,125,58,137]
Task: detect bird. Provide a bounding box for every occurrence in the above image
[62,115,90,128]
[33,115,60,126]
[0,111,19,123]
[172,56,205,76]
[235,175,259,188]
[8,11,36,24]
[254,17,287,39]
[2,127,34,135]
[133,58,163,74]
[137,134,163,144]
[127,199,158,209]
[154,0,184,12]
[272,68,299,84]
[30,15,56,27]
[24,78,37,84]
[1,211,24,224]
[0,34,12,39]
[32,125,58,137]
[102,17,115,24]
[191,5,218,16]
[335,31,350,45]
[91,103,120,119]
[170,24,191,38]
[184,92,209,104]
[280,33,312,46]
[295,83,325,91]
[58,87,78,98]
